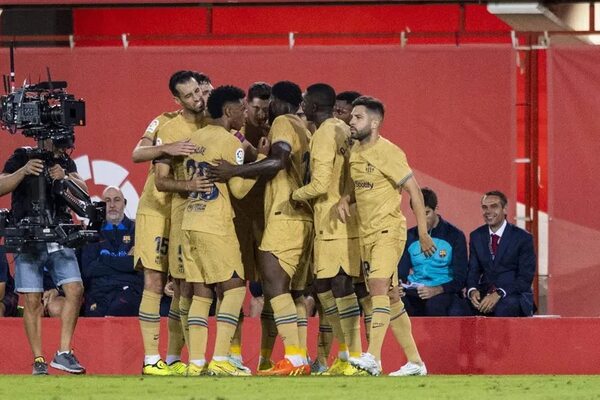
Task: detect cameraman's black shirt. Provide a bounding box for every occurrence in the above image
[2,148,77,223]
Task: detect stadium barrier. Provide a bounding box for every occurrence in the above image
[1,316,598,375]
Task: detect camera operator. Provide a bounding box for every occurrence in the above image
[0,137,87,375]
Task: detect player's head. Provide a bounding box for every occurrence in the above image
[169,70,203,114]
[302,83,336,123]
[481,190,508,229]
[269,80,303,124]
[349,96,384,141]
[335,91,362,124]
[193,72,214,108]
[103,186,126,225]
[207,85,247,131]
[247,82,271,128]
[410,187,439,231]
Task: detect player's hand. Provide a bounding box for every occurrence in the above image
[419,233,436,257]
[187,175,214,193]
[398,285,406,297]
[478,292,501,314]
[469,289,482,310]
[48,164,67,180]
[336,195,352,223]
[207,159,236,182]
[417,285,443,300]
[164,281,174,297]
[128,246,135,256]
[164,139,197,157]
[23,159,44,176]
[258,137,270,156]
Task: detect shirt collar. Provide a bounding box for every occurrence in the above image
[488,219,507,238]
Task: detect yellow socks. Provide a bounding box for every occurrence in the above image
[270,293,300,357]
[139,290,162,359]
[367,295,390,361]
[214,287,246,358]
[179,296,192,348]
[359,295,372,343]
[166,295,184,361]
[188,295,212,361]
[390,300,422,364]
[336,293,362,358]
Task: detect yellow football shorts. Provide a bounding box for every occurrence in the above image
[134,214,170,273]
[314,237,361,279]
[360,229,406,287]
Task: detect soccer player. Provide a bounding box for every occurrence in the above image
[337,96,432,376]
[133,70,210,376]
[179,85,259,376]
[334,91,362,125]
[229,82,276,371]
[291,83,364,376]
[209,81,313,376]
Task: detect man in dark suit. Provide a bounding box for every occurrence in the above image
[467,191,536,317]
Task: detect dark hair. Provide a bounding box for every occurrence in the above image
[421,187,438,210]
[271,80,303,108]
[207,85,246,119]
[168,70,196,97]
[192,72,211,85]
[306,83,336,108]
[336,91,362,104]
[352,95,385,119]
[248,82,271,101]
[483,190,508,208]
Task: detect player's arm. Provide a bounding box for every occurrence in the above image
[208,141,291,182]
[292,134,334,202]
[132,137,198,163]
[0,159,44,196]
[155,161,213,194]
[400,176,436,257]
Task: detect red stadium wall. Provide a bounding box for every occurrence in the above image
[1,316,599,375]
[0,45,515,234]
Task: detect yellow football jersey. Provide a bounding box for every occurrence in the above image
[136,111,179,217]
[293,118,357,239]
[158,114,207,218]
[181,124,254,235]
[263,114,312,222]
[350,137,413,239]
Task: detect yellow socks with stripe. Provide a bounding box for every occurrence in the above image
[139,290,162,361]
[317,290,347,360]
[359,295,372,343]
[294,295,308,361]
[336,293,362,358]
[367,295,390,361]
[166,295,184,363]
[260,299,277,362]
[188,295,212,362]
[316,304,333,365]
[390,300,422,364]
[179,296,192,349]
[271,293,303,366]
[214,286,246,359]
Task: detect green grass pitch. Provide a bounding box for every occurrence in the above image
[1,375,600,400]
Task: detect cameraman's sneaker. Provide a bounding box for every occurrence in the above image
[50,351,86,374]
[32,357,48,375]
[389,361,427,376]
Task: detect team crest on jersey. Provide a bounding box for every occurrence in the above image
[439,249,447,258]
[366,163,375,173]
[122,235,131,244]
[235,148,244,165]
[146,119,160,134]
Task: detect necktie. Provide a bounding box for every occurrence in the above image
[490,233,500,256]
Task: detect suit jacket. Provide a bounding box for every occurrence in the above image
[467,222,536,315]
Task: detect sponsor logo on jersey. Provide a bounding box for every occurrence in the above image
[354,180,374,190]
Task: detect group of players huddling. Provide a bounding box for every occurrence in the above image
[133,71,435,377]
